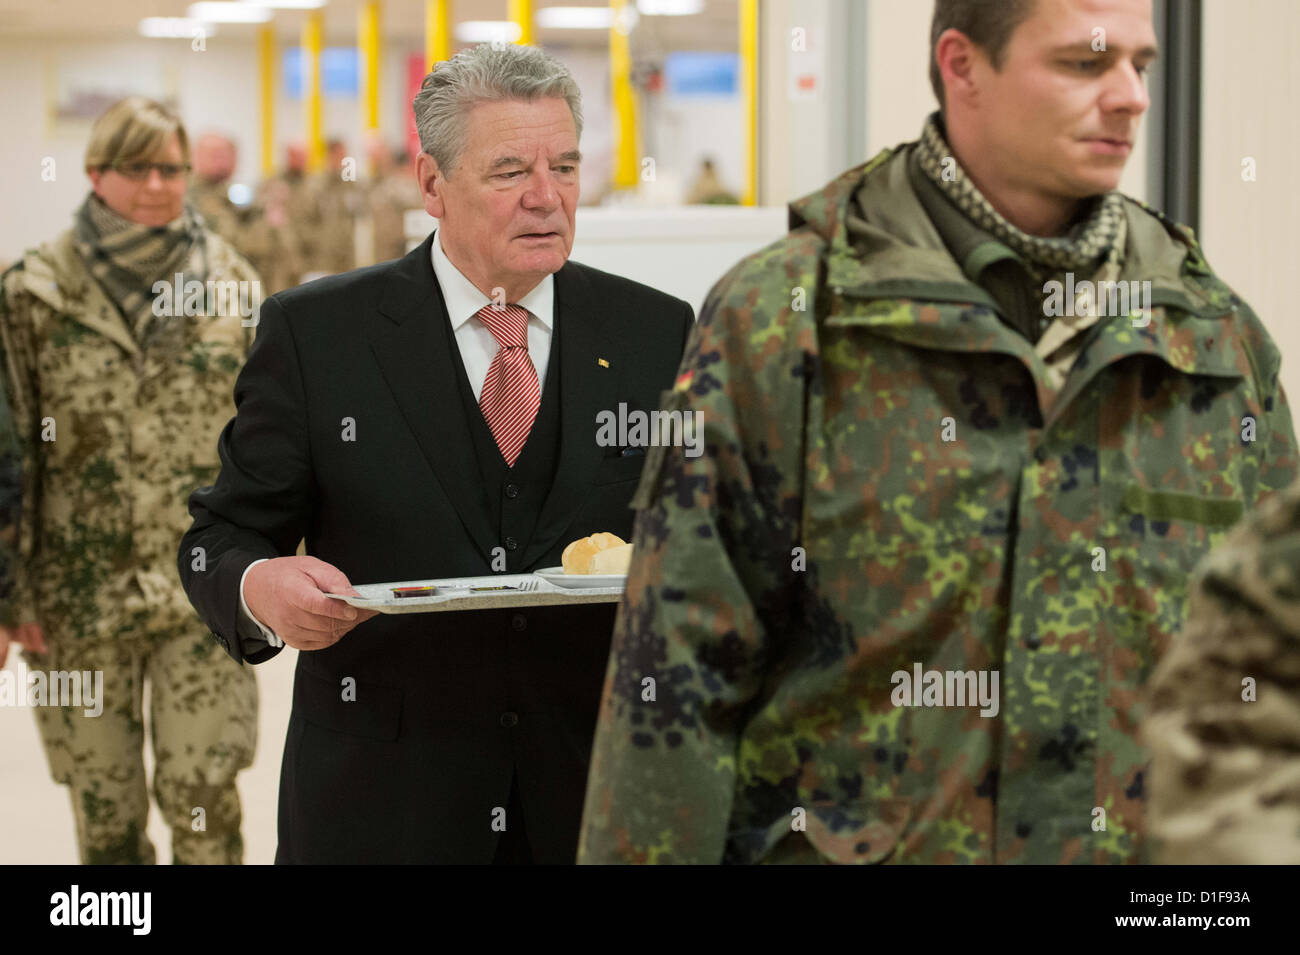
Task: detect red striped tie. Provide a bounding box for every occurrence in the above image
[476,303,540,467]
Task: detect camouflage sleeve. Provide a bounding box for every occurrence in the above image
[1144,481,1300,863]
[0,361,19,612]
[1250,327,1299,502]
[0,266,42,626]
[577,253,814,864]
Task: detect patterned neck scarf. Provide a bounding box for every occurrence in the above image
[72,193,208,335]
[915,112,1125,279]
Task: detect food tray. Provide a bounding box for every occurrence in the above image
[323,572,625,614]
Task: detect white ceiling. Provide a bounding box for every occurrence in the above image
[0,0,739,49]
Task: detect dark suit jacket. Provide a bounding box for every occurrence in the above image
[178,232,693,863]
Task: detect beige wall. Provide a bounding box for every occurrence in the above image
[759,0,851,205]
[1200,0,1300,405]
[864,0,937,156]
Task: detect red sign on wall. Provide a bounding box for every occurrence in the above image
[407,54,427,159]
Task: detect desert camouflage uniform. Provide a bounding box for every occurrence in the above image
[577,144,1299,864]
[0,372,19,604]
[301,172,361,275]
[1145,479,1300,863]
[234,214,304,296]
[191,179,303,295]
[367,169,422,264]
[257,172,315,284]
[0,226,260,864]
[188,179,243,246]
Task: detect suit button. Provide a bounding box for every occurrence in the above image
[511,614,527,631]
[500,712,519,728]
[505,483,520,499]
[504,536,519,551]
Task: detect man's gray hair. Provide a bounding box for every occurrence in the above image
[412,44,584,176]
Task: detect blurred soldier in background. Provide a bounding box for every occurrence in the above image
[189,133,242,242]
[258,142,313,281]
[1144,481,1300,863]
[239,178,304,294]
[268,141,313,223]
[300,137,361,276]
[684,157,738,205]
[191,133,303,295]
[0,96,259,864]
[365,135,421,263]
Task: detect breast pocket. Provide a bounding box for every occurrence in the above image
[1096,364,1254,711]
[1100,363,1253,522]
[1098,363,1253,579]
[592,451,649,486]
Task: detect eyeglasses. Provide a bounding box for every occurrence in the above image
[107,161,192,182]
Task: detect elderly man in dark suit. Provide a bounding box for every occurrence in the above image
[178,44,693,864]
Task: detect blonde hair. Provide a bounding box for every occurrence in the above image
[83,96,190,172]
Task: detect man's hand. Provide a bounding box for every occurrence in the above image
[244,556,378,651]
[0,621,46,668]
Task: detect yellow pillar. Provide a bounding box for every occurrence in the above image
[359,1,381,134]
[303,11,324,173]
[508,0,532,46]
[610,0,639,190]
[425,0,450,71]
[259,26,275,177]
[739,0,758,205]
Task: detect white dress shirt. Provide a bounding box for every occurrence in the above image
[237,229,556,647]
[431,227,554,401]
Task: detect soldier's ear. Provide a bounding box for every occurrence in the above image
[416,152,446,219]
[935,27,983,110]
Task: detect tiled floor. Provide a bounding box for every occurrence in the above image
[0,646,295,865]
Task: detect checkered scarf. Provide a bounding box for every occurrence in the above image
[72,193,208,335]
[915,112,1125,280]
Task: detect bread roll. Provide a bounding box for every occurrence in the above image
[561,532,628,574]
[590,542,633,575]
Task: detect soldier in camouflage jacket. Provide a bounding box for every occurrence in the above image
[577,131,1298,863]
[0,96,261,864]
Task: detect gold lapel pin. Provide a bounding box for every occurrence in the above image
[597,358,610,368]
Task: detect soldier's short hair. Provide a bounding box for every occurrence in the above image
[929,0,1038,110]
[84,96,190,172]
[412,43,583,177]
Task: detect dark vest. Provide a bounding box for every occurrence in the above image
[441,309,563,573]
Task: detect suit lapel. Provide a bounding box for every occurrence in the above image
[521,262,615,568]
[368,233,499,565]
